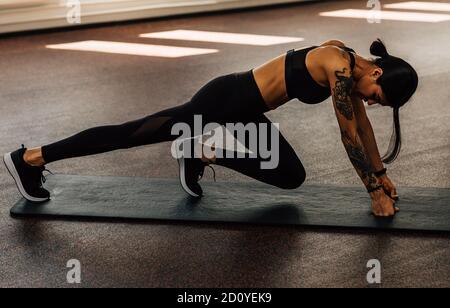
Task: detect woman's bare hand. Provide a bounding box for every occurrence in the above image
[378,174,399,201]
[370,188,399,217]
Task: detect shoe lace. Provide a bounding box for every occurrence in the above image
[40,168,54,184]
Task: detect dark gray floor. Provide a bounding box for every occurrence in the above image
[0,0,449,288]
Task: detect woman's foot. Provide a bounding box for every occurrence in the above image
[175,139,209,198]
[3,145,51,203]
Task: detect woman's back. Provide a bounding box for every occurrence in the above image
[253,41,355,110]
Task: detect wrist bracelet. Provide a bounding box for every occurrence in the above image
[374,168,387,177]
[367,184,383,193]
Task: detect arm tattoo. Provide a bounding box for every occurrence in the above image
[333,68,354,121]
[341,130,379,189]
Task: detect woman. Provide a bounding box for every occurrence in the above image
[4,39,418,217]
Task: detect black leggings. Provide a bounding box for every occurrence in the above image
[41,70,306,189]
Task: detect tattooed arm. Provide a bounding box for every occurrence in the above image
[327,60,380,192]
[351,95,385,173]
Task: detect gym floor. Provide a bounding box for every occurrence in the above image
[0,0,449,288]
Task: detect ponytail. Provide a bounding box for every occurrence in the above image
[381,107,402,164]
[370,38,389,59]
[368,38,417,164]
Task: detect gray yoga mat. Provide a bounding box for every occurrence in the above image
[10,174,450,232]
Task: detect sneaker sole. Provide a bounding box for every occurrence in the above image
[175,140,201,198]
[3,152,49,203]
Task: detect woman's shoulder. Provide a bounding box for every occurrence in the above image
[313,44,349,63]
[316,39,355,55]
[313,44,354,73]
[319,39,347,48]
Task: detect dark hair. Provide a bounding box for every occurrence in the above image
[369,38,418,164]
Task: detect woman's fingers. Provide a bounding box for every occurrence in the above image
[382,186,396,201]
[391,189,399,200]
[390,188,399,200]
[381,178,399,201]
[372,206,398,217]
[388,190,399,201]
[372,200,399,217]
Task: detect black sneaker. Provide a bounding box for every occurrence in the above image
[3,144,52,203]
[174,139,210,198]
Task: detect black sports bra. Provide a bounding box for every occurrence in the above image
[285,45,356,104]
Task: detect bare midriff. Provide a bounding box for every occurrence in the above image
[252,53,291,110]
